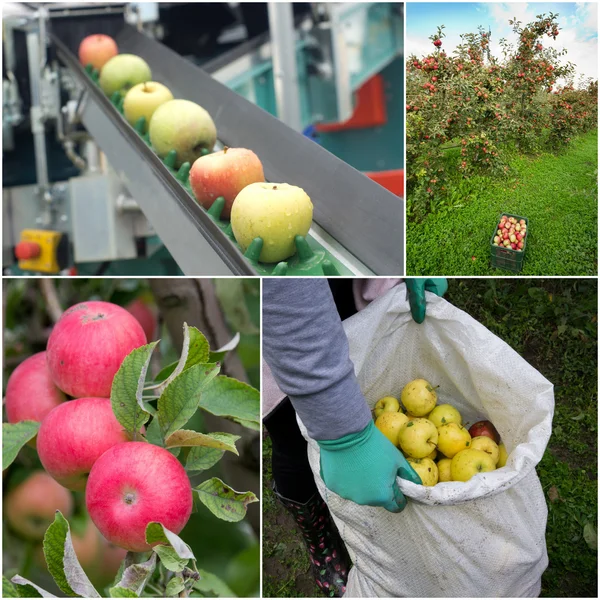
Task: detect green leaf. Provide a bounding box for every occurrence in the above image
[157,363,220,438]
[165,430,239,455]
[230,418,260,431]
[111,553,156,597]
[155,324,210,393]
[10,576,56,598]
[165,576,185,597]
[144,417,164,447]
[214,279,259,334]
[193,570,237,598]
[194,478,258,522]
[145,523,194,560]
[111,342,158,435]
[108,588,139,598]
[43,511,100,597]
[153,546,189,572]
[153,361,178,384]
[3,421,40,469]
[3,576,18,598]
[209,332,241,363]
[185,447,225,472]
[198,376,259,425]
[583,522,597,550]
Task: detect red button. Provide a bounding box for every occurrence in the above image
[15,241,41,260]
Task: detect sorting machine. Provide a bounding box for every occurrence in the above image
[2,2,404,276]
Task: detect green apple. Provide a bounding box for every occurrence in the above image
[497,442,508,468]
[99,54,151,97]
[230,182,313,263]
[149,99,217,168]
[437,457,453,482]
[123,82,173,132]
[451,448,496,482]
[401,379,438,416]
[397,418,438,459]
[407,457,438,486]
[470,436,500,465]
[428,403,462,428]
[437,423,471,458]
[373,396,401,419]
[375,412,410,447]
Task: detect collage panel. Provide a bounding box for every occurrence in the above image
[3,1,404,278]
[3,278,260,597]
[405,2,598,276]
[262,278,597,598]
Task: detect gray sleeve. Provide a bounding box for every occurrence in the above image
[262,278,372,441]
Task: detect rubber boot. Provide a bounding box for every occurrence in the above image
[273,484,350,597]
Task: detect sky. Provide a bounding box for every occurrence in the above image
[406,3,598,83]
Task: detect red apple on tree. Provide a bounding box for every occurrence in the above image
[37,397,139,491]
[46,300,147,398]
[86,442,193,552]
[78,34,118,71]
[468,420,500,443]
[4,471,74,540]
[189,147,265,219]
[5,352,66,444]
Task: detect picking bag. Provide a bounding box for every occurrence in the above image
[299,283,554,597]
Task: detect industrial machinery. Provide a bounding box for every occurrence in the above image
[2,2,404,276]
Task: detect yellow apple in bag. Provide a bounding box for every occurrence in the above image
[428,403,462,428]
[401,379,438,416]
[470,436,500,465]
[451,448,496,482]
[397,418,438,459]
[375,412,409,447]
[373,396,401,419]
[407,457,438,486]
[437,423,471,458]
[437,457,453,482]
[497,443,508,468]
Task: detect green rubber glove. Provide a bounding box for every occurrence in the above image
[317,421,422,512]
[405,277,448,324]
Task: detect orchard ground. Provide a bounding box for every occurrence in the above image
[407,130,598,275]
[262,279,597,598]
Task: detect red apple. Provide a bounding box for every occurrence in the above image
[4,471,74,540]
[125,298,158,341]
[47,300,147,398]
[189,147,265,219]
[37,397,138,491]
[468,420,500,443]
[518,241,524,249]
[5,352,66,444]
[78,34,118,71]
[86,442,193,552]
[511,243,517,249]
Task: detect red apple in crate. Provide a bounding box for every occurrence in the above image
[86,442,193,552]
[468,420,500,443]
[5,352,66,443]
[518,241,524,249]
[189,147,265,219]
[47,300,147,398]
[78,34,118,71]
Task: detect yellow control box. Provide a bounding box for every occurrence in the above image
[18,229,63,273]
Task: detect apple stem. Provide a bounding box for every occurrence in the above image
[273,185,278,190]
[143,82,149,93]
[223,146,229,154]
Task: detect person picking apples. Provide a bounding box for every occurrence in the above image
[262,278,446,596]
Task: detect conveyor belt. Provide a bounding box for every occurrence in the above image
[52,25,403,276]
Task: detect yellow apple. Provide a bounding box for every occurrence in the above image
[407,457,438,486]
[425,448,437,461]
[231,182,313,263]
[470,436,500,465]
[99,54,151,97]
[375,412,409,447]
[398,418,438,459]
[123,82,174,131]
[373,396,401,419]
[437,423,471,458]
[149,99,217,168]
[401,379,438,416]
[451,448,496,482]
[497,443,508,468]
[437,457,453,482]
[405,413,420,420]
[428,403,462,428]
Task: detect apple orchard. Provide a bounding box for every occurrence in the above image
[406,13,598,219]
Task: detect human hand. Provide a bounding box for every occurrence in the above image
[318,421,422,513]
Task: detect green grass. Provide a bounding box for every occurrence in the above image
[262,279,597,598]
[407,131,598,275]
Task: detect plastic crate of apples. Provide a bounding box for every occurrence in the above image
[373,379,507,486]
